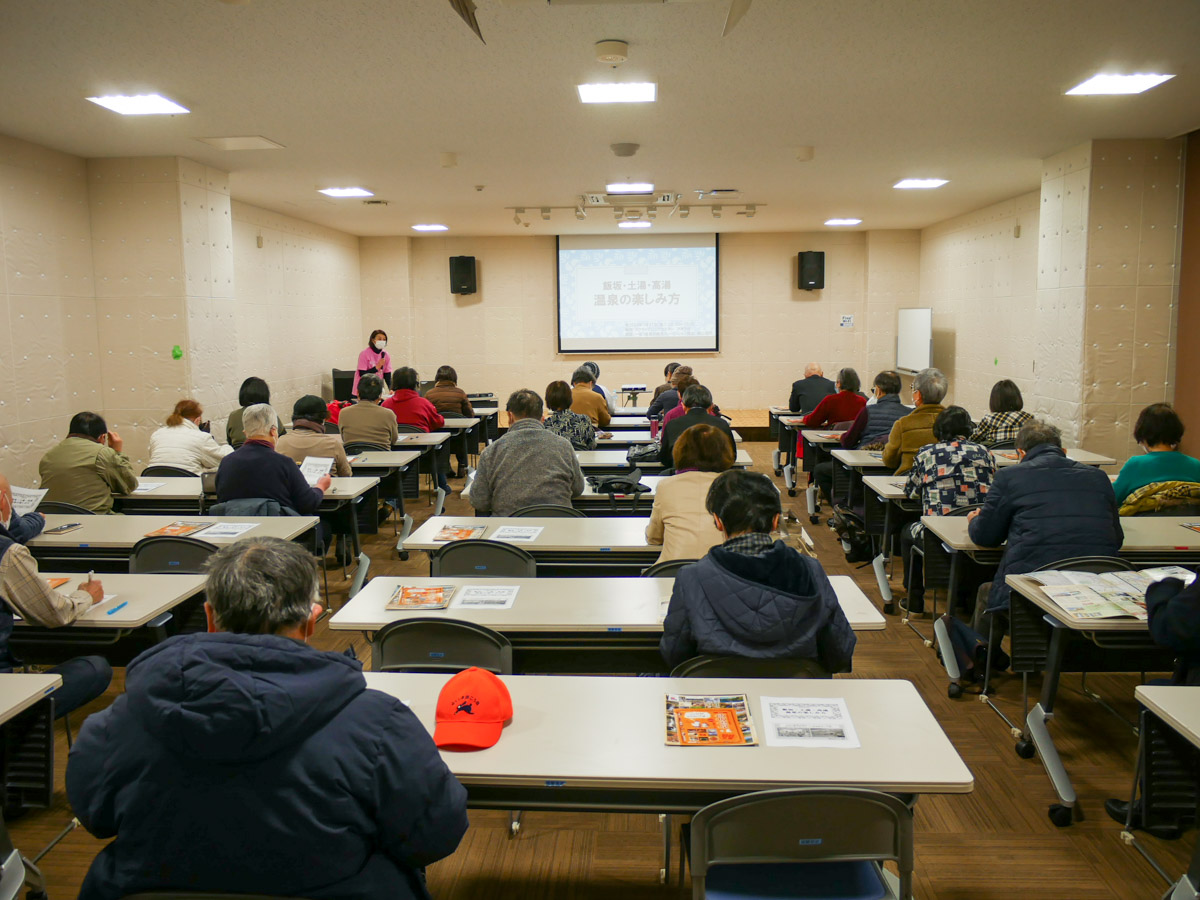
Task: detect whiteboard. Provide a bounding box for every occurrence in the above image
[896,308,933,374]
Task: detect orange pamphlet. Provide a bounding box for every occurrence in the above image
[672,708,749,745]
[433,525,486,542]
[143,521,212,538]
[47,578,70,589]
[386,585,456,610]
[1182,523,1200,535]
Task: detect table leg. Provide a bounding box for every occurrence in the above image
[1026,618,1077,825]
[875,500,895,611]
[396,464,413,560]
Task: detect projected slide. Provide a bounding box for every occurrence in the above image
[557,234,719,352]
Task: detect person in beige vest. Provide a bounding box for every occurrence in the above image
[338,374,399,448]
[645,423,734,563]
[569,367,611,428]
[275,396,352,477]
[38,412,138,514]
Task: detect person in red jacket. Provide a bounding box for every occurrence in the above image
[803,368,867,429]
[383,368,450,492]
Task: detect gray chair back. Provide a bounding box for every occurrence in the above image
[372,618,512,674]
[35,501,94,516]
[988,439,1017,450]
[141,465,200,478]
[689,787,913,900]
[1035,556,1132,575]
[670,654,831,679]
[509,504,585,518]
[396,424,424,434]
[642,558,698,578]
[129,537,219,575]
[123,893,305,899]
[431,539,536,578]
[343,441,391,454]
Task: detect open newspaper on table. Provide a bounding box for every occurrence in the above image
[1026,565,1196,621]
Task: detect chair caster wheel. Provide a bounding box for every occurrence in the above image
[774,468,782,477]
[1048,804,1073,827]
[788,489,796,497]
[923,639,933,648]
[883,602,896,616]
[1015,739,1035,759]
[397,551,409,561]
[809,515,820,525]
[510,820,520,836]
[948,683,963,699]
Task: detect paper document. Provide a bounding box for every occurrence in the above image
[433,525,486,542]
[133,482,166,493]
[1039,585,1146,620]
[10,487,47,516]
[453,585,520,609]
[144,521,211,538]
[201,522,258,539]
[666,693,757,746]
[387,584,456,610]
[759,696,861,748]
[491,525,543,542]
[299,457,334,485]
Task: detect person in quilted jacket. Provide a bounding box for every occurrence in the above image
[659,469,856,673]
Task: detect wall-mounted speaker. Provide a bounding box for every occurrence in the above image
[450,256,477,294]
[798,251,825,291]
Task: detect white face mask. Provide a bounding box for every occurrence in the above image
[373,340,386,351]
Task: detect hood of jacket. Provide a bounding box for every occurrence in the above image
[124,632,366,763]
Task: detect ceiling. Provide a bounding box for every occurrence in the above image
[1,0,1197,237]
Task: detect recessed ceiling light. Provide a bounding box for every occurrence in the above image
[197,135,285,151]
[618,221,652,229]
[412,224,449,232]
[893,179,948,190]
[86,93,189,115]
[578,83,657,103]
[607,182,654,194]
[825,218,862,226]
[1066,73,1175,95]
[318,187,373,198]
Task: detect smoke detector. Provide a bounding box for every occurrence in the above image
[610,142,640,158]
[595,40,629,65]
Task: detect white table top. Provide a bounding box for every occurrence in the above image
[864,475,910,501]
[1135,686,1200,750]
[321,476,380,501]
[799,428,846,441]
[331,574,884,632]
[1005,574,1149,633]
[923,514,1200,554]
[598,430,742,445]
[30,514,318,549]
[38,573,207,628]
[363,674,973,794]
[606,417,653,429]
[576,449,752,469]
[578,476,663,500]
[0,674,61,725]
[122,475,380,502]
[612,406,650,416]
[442,417,482,429]
[831,448,888,468]
[393,432,451,447]
[407,516,657,552]
[348,450,421,468]
[992,448,1116,468]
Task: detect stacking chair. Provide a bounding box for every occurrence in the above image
[988,439,1017,451]
[397,424,446,516]
[123,894,305,899]
[34,501,94,516]
[323,422,340,435]
[371,618,512,674]
[431,539,536,578]
[687,787,914,899]
[906,503,984,641]
[130,536,220,635]
[140,465,200,478]
[642,558,699,578]
[670,655,831,679]
[509,504,584,518]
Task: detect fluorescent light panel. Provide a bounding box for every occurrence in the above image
[86,93,189,115]
[825,218,862,226]
[1066,73,1174,95]
[577,82,657,103]
[411,224,448,232]
[618,221,652,229]
[318,187,373,197]
[606,182,654,194]
[894,178,948,190]
[197,135,285,151]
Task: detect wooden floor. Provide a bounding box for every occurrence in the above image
[9,441,1190,899]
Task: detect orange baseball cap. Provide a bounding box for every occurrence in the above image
[434,667,513,751]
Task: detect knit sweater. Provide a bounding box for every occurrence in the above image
[469,418,585,516]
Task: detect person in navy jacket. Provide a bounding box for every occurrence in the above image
[67,537,468,900]
[660,469,856,673]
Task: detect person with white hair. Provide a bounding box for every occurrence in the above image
[214,403,330,515]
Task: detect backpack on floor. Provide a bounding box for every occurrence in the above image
[830,506,874,563]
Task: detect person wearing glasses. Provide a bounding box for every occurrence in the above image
[881,367,949,475]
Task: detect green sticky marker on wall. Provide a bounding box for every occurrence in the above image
[172,345,183,360]
[994,357,999,366]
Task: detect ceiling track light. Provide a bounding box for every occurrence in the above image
[647,206,657,219]
[614,208,624,220]
[513,207,525,226]
[540,207,551,221]
[711,205,722,219]
[575,207,586,220]
[680,206,690,219]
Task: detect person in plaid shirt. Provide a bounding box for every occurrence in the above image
[900,407,996,612]
[970,379,1033,446]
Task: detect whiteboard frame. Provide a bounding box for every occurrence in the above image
[896,307,933,375]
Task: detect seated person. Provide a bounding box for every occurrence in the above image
[215,403,329,516]
[0,473,112,717]
[226,377,287,448]
[802,367,866,429]
[275,395,353,478]
[882,367,948,474]
[1112,403,1200,508]
[569,367,611,428]
[38,411,138,514]
[383,368,450,493]
[647,365,693,418]
[147,399,232,474]
[337,373,399,448]
[582,361,617,414]
[661,376,720,428]
[645,424,733,563]
[967,420,1122,636]
[788,362,836,414]
[900,406,996,613]
[659,470,856,672]
[543,380,597,450]
[67,537,468,900]
[659,384,735,468]
[814,370,909,502]
[969,379,1034,446]
[653,362,681,400]
[470,389,585,516]
[424,366,475,477]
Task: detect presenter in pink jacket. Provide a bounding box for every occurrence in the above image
[352,329,392,397]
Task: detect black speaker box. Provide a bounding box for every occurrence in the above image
[450,256,477,294]
[798,251,825,291]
